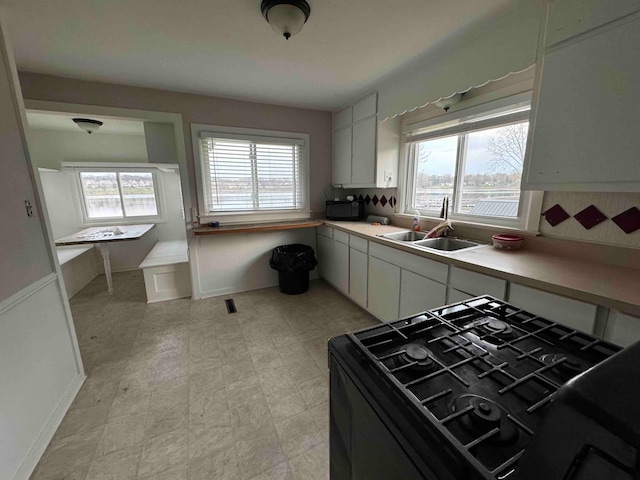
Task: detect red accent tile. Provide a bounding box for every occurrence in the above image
[380,195,388,207]
[372,195,379,206]
[364,195,371,205]
[542,204,570,227]
[612,207,640,234]
[390,196,397,208]
[574,205,607,230]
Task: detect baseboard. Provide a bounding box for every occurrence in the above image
[12,373,86,480]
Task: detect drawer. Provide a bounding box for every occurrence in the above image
[508,283,597,334]
[334,229,350,245]
[317,225,333,238]
[369,242,447,284]
[353,93,377,122]
[449,267,506,300]
[334,107,352,130]
[349,234,368,253]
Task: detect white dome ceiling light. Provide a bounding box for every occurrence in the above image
[261,0,311,40]
[72,118,103,134]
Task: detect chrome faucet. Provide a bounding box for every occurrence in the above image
[426,196,453,238]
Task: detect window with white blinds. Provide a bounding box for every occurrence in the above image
[199,131,308,215]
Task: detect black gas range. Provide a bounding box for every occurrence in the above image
[329,296,637,480]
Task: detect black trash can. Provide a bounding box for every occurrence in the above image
[269,244,318,295]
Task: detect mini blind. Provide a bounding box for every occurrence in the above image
[200,132,305,213]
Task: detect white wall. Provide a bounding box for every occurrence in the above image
[27,129,148,169]
[0,277,83,480]
[37,170,80,239]
[193,228,318,298]
[0,13,83,480]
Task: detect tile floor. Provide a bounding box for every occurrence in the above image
[30,271,378,480]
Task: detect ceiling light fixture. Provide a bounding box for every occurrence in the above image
[261,0,311,40]
[72,118,103,134]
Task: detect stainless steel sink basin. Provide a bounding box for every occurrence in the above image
[414,237,482,252]
[378,231,428,242]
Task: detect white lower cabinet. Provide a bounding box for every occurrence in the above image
[317,228,334,285]
[449,266,507,300]
[447,287,475,304]
[349,235,368,308]
[603,311,640,347]
[508,283,597,334]
[368,256,401,322]
[334,239,349,294]
[399,269,447,318]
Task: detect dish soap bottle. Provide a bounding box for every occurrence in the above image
[412,210,421,231]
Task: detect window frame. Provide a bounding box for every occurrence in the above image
[62,163,168,226]
[192,124,311,224]
[399,93,542,232]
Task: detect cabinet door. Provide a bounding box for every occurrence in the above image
[349,248,367,308]
[333,239,349,294]
[525,15,640,190]
[368,256,400,322]
[317,234,334,285]
[508,284,597,334]
[603,311,640,347]
[333,127,352,185]
[351,117,376,185]
[447,287,475,304]
[399,269,447,318]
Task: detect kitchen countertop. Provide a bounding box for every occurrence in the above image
[324,220,640,316]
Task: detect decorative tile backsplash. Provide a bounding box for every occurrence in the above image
[350,188,398,217]
[540,192,640,248]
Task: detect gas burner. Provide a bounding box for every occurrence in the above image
[451,395,518,444]
[540,353,587,373]
[468,316,515,342]
[392,343,437,371]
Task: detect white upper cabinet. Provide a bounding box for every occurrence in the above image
[332,93,400,188]
[523,2,640,191]
[544,0,640,47]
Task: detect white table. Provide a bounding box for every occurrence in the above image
[55,224,155,294]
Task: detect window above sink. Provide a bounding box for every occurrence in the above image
[399,92,543,233]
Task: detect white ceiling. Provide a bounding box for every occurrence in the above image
[26,111,146,135]
[4,0,514,111]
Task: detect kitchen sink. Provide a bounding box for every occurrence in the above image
[378,231,428,242]
[414,237,482,252]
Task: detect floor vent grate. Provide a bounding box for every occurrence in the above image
[224,298,237,314]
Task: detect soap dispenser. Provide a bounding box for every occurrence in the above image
[412,210,421,231]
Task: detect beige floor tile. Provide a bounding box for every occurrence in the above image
[85,446,142,480]
[94,414,146,458]
[236,430,287,480]
[31,427,102,479]
[187,445,240,480]
[137,427,188,478]
[138,462,187,480]
[275,411,325,459]
[265,391,308,423]
[298,375,328,408]
[33,273,377,480]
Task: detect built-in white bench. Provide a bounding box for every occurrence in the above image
[56,245,98,299]
[139,240,191,303]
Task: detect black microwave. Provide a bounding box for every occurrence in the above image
[326,200,364,221]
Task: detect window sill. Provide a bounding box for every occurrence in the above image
[198,211,311,226]
[194,219,322,236]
